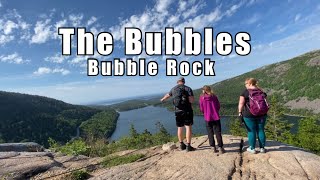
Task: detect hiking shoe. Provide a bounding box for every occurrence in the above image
[246,147,256,154]
[186,145,196,152]
[212,147,218,153]
[218,147,226,154]
[260,148,266,153]
[180,143,186,150]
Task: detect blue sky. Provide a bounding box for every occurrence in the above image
[0,0,319,104]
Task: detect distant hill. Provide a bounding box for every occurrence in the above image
[142,50,320,116]
[0,91,118,146]
[190,50,320,116]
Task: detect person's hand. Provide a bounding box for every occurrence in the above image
[160,98,164,102]
[238,112,244,126]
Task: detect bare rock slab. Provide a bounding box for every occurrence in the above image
[0,142,44,152]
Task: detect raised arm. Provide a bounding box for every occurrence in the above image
[160,93,171,102]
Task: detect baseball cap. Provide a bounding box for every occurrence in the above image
[177,77,185,83]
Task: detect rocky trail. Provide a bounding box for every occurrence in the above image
[1,135,319,180]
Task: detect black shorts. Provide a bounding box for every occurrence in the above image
[175,110,194,127]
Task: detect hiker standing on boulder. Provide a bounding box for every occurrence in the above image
[160,77,196,152]
[238,78,269,154]
[199,85,225,154]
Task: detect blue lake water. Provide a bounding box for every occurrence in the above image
[110,106,302,141]
[111,106,233,141]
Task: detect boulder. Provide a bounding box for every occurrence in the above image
[162,142,176,151]
[0,152,56,179]
[0,142,44,152]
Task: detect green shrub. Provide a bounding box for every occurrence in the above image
[87,139,110,157]
[48,137,59,151]
[296,117,320,154]
[69,170,90,180]
[60,139,90,156]
[102,154,145,168]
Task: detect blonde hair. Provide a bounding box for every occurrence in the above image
[245,78,263,90]
[245,78,258,86]
[202,85,215,96]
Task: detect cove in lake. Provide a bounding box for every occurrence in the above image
[110,106,301,141]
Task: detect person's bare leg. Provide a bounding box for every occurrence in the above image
[177,127,184,142]
[185,125,192,144]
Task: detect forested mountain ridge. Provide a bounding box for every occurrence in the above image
[0,91,118,146]
[149,50,320,116]
[190,50,320,116]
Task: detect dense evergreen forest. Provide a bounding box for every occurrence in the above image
[156,50,320,116]
[0,91,118,146]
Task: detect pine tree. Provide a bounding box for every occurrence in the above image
[265,96,293,142]
[228,117,247,137]
[296,116,320,154]
[129,124,139,138]
[154,122,171,144]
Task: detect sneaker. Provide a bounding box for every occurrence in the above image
[212,146,218,153]
[218,147,226,154]
[260,148,266,153]
[246,147,256,154]
[186,145,196,152]
[180,142,186,150]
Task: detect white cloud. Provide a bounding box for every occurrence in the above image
[69,53,103,67]
[178,1,187,12]
[19,21,30,30]
[55,19,67,29]
[33,67,51,75]
[273,25,288,34]
[177,7,222,31]
[53,19,67,39]
[228,54,237,59]
[0,53,29,64]
[87,16,97,26]
[0,9,31,44]
[225,3,243,17]
[294,14,301,22]
[3,20,18,35]
[30,19,52,44]
[181,1,205,19]
[246,14,260,25]
[167,16,179,25]
[52,68,71,75]
[69,14,83,26]
[156,0,174,13]
[247,0,259,6]
[45,53,69,63]
[33,67,70,76]
[110,0,216,41]
[0,1,2,7]
[0,34,14,44]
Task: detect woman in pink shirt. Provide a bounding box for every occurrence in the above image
[199,85,225,154]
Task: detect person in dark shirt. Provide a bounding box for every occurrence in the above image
[238,78,268,154]
[161,77,195,152]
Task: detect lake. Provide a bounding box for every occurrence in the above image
[110,106,302,141]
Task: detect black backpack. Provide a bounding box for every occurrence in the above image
[173,85,189,110]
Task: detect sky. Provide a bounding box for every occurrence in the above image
[0,0,319,105]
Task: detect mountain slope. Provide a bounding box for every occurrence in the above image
[0,91,117,146]
[190,50,320,115]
